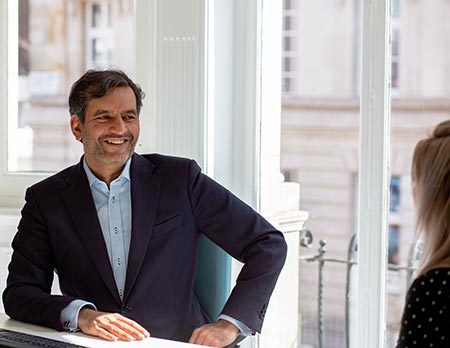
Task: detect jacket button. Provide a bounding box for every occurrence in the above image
[121,306,132,315]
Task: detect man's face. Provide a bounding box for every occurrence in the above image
[70,86,140,172]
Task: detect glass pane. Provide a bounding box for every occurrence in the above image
[281,0,362,346]
[11,0,134,172]
[392,0,400,19]
[386,1,450,347]
[92,3,102,27]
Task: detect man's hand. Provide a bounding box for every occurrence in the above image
[188,319,239,347]
[78,308,150,342]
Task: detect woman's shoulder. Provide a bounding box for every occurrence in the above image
[396,268,450,347]
[414,267,450,283]
[407,267,450,303]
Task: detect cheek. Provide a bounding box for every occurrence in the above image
[88,124,107,137]
[130,124,140,137]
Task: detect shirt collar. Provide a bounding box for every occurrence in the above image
[83,156,132,187]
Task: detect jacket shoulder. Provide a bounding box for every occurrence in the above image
[138,153,200,173]
[28,164,79,193]
[141,153,194,165]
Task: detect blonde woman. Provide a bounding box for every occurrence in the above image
[396,120,450,347]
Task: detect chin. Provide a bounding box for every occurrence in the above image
[103,153,133,165]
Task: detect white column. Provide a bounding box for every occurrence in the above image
[357,0,391,347]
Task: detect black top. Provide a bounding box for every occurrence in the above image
[396,268,450,347]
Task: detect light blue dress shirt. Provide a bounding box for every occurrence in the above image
[61,158,252,336]
[60,158,132,330]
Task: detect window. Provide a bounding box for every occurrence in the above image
[281,1,361,346]
[280,0,440,347]
[87,2,113,69]
[391,0,400,91]
[0,0,428,347]
[386,1,450,346]
[281,0,298,95]
[389,175,400,212]
[9,0,134,173]
[388,225,400,265]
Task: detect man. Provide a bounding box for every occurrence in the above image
[3,70,287,347]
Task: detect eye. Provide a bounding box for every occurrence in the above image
[96,115,111,121]
[123,115,137,121]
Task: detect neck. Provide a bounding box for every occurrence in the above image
[85,158,125,187]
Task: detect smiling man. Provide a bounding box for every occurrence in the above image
[3,70,287,348]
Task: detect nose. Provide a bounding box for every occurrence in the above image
[109,116,127,134]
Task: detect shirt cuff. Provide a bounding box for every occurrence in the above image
[218,314,255,336]
[60,300,97,332]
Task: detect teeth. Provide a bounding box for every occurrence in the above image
[107,139,125,145]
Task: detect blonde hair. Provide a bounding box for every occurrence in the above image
[412,119,450,276]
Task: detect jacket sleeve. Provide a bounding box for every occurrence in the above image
[2,187,77,330]
[187,160,287,332]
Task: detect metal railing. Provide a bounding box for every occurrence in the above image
[298,229,423,348]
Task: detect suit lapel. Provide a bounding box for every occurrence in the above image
[61,160,122,305]
[124,154,161,301]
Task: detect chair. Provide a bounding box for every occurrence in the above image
[194,235,231,321]
[194,236,247,347]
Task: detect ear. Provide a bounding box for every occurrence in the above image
[70,115,83,142]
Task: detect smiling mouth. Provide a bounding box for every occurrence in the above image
[105,139,128,145]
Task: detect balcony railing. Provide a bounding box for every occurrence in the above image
[299,229,422,348]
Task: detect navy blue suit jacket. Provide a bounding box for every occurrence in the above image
[3,153,287,342]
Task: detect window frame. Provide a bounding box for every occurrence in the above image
[357,0,391,347]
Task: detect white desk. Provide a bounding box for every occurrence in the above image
[0,313,203,348]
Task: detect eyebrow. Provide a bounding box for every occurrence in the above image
[92,109,138,116]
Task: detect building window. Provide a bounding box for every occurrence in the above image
[388,225,400,265]
[281,0,298,95]
[86,1,113,69]
[389,175,400,212]
[391,0,400,91]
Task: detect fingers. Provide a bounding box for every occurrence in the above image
[94,314,145,341]
[78,309,150,342]
[188,320,238,347]
[91,325,121,342]
[102,315,150,340]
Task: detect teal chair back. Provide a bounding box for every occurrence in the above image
[194,235,231,321]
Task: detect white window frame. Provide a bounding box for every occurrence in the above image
[1,0,392,346]
[357,0,391,347]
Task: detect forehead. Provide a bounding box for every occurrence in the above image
[86,86,136,111]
